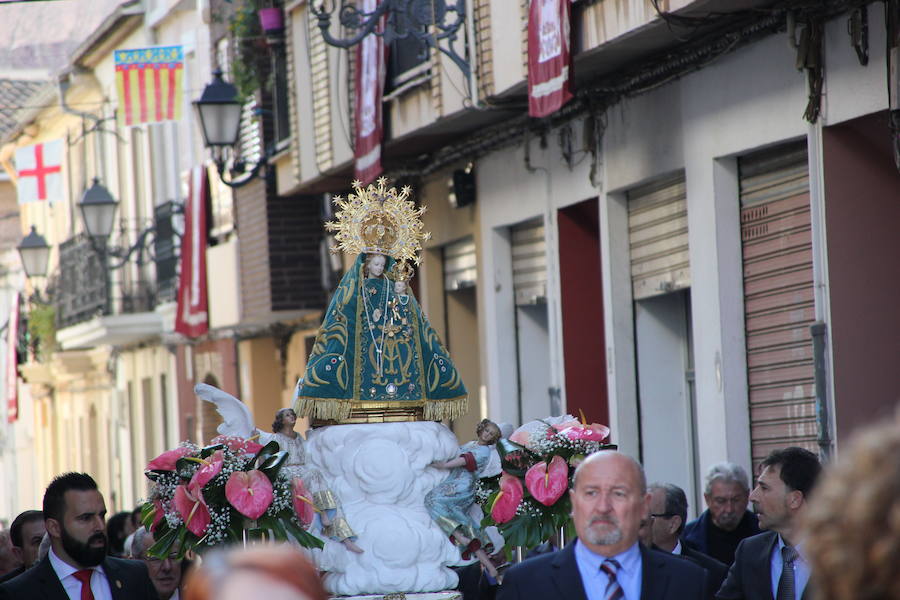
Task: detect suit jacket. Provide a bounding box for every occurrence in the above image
[677,544,728,600]
[497,540,707,600]
[715,531,811,600]
[0,554,157,600]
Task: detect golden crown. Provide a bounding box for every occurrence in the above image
[326,177,430,264]
[389,260,415,282]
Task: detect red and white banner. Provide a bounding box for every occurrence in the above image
[175,166,209,339]
[527,0,573,118]
[6,292,19,423]
[14,140,63,204]
[354,0,387,184]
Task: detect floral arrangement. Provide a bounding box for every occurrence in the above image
[475,415,615,551]
[141,435,323,559]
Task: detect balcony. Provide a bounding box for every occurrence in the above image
[53,233,172,350]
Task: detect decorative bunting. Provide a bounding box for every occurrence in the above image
[527,0,573,118]
[114,46,184,127]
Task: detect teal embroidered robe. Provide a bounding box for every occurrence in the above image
[295,253,468,422]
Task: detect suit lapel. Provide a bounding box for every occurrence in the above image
[32,556,70,600]
[550,542,589,600]
[640,543,670,600]
[103,558,127,600]
[752,532,778,600]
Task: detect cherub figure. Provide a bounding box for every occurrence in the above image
[196,384,363,554]
[426,419,502,579]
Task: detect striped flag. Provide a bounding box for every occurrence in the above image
[115,45,184,127]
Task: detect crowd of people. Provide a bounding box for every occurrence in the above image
[2,415,900,599]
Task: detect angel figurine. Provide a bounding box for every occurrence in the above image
[195,383,363,554]
[425,419,502,579]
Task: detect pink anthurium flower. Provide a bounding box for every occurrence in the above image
[226,470,274,520]
[146,446,193,471]
[173,482,210,537]
[550,419,581,432]
[525,455,569,506]
[150,499,164,532]
[490,472,523,524]
[188,450,225,488]
[558,423,611,443]
[211,435,264,455]
[291,478,316,527]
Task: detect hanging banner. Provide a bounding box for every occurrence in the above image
[354,0,387,184]
[14,140,63,204]
[115,45,184,127]
[6,292,19,423]
[527,0,573,118]
[175,166,209,339]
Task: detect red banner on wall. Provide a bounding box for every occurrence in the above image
[354,0,387,184]
[6,292,19,423]
[527,0,573,118]
[175,166,209,338]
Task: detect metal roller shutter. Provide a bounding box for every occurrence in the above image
[511,218,547,306]
[443,236,477,291]
[739,142,818,465]
[628,174,690,300]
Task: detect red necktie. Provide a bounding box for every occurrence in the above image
[73,569,95,600]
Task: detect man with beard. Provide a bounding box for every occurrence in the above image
[498,451,706,600]
[715,447,821,600]
[0,472,157,600]
[683,463,760,566]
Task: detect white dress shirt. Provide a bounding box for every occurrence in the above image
[575,539,643,600]
[48,547,113,600]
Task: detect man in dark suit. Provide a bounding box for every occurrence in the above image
[716,447,822,600]
[682,463,760,566]
[0,472,157,600]
[645,483,728,600]
[0,510,46,584]
[498,451,706,600]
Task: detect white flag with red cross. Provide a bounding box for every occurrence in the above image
[14,139,64,204]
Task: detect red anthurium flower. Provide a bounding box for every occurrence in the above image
[559,423,611,443]
[291,478,316,527]
[173,483,210,537]
[525,455,569,506]
[225,470,274,520]
[146,446,193,471]
[490,472,523,524]
[189,450,225,488]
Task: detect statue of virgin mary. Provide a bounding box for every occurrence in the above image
[294,178,467,425]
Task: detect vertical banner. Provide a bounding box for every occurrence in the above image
[6,292,19,423]
[527,0,573,118]
[175,166,209,338]
[14,140,64,204]
[354,0,387,184]
[115,46,184,127]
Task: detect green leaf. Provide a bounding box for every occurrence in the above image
[258,451,289,480]
[200,443,226,458]
[146,525,179,559]
[254,441,282,467]
[282,517,325,550]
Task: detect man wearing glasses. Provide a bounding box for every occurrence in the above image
[130,528,186,600]
[646,483,728,599]
[682,463,760,566]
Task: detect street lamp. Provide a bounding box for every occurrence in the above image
[17,226,50,278]
[194,70,264,187]
[78,177,118,239]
